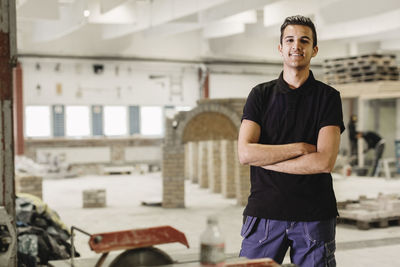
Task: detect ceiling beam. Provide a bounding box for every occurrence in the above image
[31,1,86,42]
[263,0,319,27]
[100,0,129,13]
[88,0,136,24]
[102,0,273,40]
[17,0,59,20]
[102,0,229,39]
[319,8,400,41]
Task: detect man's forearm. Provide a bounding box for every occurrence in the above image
[262,126,341,175]
[263,151,336,175]
[239,142,315,167]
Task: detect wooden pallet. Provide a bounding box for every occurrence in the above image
[337,215,400,230]
[322,53,399,85]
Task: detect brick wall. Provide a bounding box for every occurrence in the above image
[198,141,209,188]
[188,142,198,183]
[221,140,236,198]
[184,143,190,180]
[234,140,251,206]
[162,118,185,208]
[208,140,222,193]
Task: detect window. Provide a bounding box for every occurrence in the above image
[25,106,51,137]
[66,106,90,137]
[140,106,163,136]
[104,106,127,136]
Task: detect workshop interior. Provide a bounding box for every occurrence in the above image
[2,0,400,266]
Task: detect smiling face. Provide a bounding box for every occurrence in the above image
[278,24,318,71]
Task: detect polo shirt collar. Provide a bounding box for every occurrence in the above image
[276,70,315,95]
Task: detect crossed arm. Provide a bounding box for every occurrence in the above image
[238,119,341,174]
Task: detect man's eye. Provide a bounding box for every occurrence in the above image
[301,39,310,43]
[286,39,293,42]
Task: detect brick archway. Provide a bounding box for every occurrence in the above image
[162,100,244,208]
[182,112,238,142]
[176,102,241,144]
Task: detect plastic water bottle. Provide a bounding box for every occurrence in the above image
[200,215,225,266]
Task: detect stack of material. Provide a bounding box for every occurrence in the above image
[338,193,400,230]
[15,173,43,199]
[323,54,399,84]
[82,189,106,208]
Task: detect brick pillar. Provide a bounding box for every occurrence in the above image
[234,141,250,206]
[184,143,190,180]
[221,140,235,198]
[207,140,222,193]
[197,141,208,188]
[188,142,198,183]
[162,118,185,208]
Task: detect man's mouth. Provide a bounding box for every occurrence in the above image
[290,53,304,57]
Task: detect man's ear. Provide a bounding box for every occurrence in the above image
[278,43,283,56]
[312,45,319,57]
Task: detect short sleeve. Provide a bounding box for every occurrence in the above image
[241,86,262,126]
[319,90,345,134]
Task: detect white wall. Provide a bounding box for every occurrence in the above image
[209,73,275,99]
[22,57,199,107]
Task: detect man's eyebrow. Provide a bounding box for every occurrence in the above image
[284,36,311,40]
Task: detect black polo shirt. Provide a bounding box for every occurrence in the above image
[242,71,345,221]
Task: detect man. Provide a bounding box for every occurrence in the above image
[348,114,358,157]
[357,131,385,176]
[238,15,344,267]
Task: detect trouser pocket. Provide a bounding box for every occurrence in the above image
[240,216,257,238]
[325,239,336,267]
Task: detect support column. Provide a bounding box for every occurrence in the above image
[184,143,190,180]
[197,141,208,188]
[162,118,185,208]
[357,98,366,168]
[13,62,23,155]
[396,99,400,140]
[0,0,17,265]
[207,140,221,193]
[221,140,235,198]
[188,142,198,183]
[234,141,250,206]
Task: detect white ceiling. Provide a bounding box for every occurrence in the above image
[16,0,400,62]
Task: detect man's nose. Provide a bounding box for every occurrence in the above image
[293,40,301,49]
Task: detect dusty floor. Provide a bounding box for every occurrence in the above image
[44,172,400,266]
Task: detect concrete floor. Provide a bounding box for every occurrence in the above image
[44,172,400,266]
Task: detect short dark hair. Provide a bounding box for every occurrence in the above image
[280,15,317,47]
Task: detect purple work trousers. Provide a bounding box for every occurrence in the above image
[239,216,336,267]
